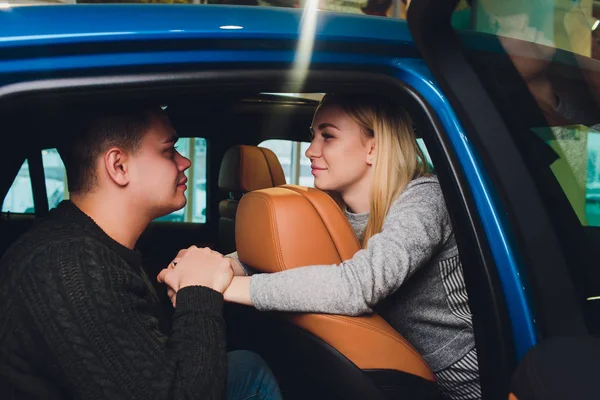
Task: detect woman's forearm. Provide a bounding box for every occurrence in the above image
[223,276,253,306]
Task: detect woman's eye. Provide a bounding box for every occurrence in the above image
[322,133,334,141]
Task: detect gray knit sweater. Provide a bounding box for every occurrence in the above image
[232,176,479,397]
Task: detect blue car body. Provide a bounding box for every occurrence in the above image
[0,4,536,360]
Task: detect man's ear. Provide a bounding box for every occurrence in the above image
[104,147,130,187]
[366,139,376,166]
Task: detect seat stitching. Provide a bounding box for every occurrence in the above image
[283,186,358,262]
[320,315,428,363]
[257,147,276,187]
[246,192,287,272]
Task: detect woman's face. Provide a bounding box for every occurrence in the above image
[305,103,374,194]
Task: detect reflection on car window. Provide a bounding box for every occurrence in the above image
[452,0,600,333]
[74,0,404,18]
[453,0,600,229]
[531,125,600,227]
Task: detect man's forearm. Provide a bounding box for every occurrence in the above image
[171,286,228,399]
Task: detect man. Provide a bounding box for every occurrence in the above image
[0,106,282,399]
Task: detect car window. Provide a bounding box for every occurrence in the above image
[259,138,433,187]
[2,149,67,214]
[259,139,314,187]
[450,0,600,332]
[2,159,35,214]
[451,1,600,226]
[417,138,434,170]
[2,139,208,223]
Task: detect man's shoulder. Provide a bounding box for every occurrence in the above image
[1,218,108,278]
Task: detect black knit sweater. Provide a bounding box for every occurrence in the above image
[0,201,227,399]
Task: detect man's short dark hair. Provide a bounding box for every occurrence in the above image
[58,106,165,194]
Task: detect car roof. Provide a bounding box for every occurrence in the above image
[0,4,412,49]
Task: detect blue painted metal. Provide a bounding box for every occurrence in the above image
[0,3,538,359]
[0,5,411,47]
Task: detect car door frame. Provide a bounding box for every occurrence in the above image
[0,64,517,397]
[407,0,590,394]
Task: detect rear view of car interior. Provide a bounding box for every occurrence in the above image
[0,72,515,400]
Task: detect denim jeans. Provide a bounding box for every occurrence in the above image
[226,350,283,400]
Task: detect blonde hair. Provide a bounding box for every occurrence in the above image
[318,93,430,247]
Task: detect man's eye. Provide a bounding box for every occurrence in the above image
[166,146,178,156]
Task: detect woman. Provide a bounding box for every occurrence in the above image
[171,93,480,399]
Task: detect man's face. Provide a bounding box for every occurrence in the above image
[127,114,191,220]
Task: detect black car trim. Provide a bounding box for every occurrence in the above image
[27,149,48,218]
[0,38,421,62]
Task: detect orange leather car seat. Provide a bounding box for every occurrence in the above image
[236,185,444,399]
[218,145,286,254]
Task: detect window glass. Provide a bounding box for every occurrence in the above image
[259,139,293,183]
[192,137,208,223]
[417,138,434,171]
[1,159,34,214]
[42,149,68,210]
[451,0,600,332]
[299,141,313,186]
[259,138,432,187]
[452,1,600,224]
[1,150,68,215]
[259,139,314,187]
[75,0,399,18]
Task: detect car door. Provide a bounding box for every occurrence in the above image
[406,0,600,398]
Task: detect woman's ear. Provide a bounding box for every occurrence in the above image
[366,139,376,165]
[104,147,130,187]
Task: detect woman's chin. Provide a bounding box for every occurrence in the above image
[313,180,333,192]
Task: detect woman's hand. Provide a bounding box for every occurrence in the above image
[226,256,248,276]
[157,246,233,307]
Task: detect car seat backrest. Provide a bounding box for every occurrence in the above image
[235,185,434,381]
[217,145,286,253]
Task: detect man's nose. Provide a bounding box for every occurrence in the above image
[177,152,192,171]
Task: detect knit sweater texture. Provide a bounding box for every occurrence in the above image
[0,201,227,400]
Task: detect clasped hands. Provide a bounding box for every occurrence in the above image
[156,245,236,307]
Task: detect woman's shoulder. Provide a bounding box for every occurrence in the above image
[399,175,444,203]
[386,175,449,223]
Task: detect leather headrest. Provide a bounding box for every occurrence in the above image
[235,185,360,271]
[218,145,286,193]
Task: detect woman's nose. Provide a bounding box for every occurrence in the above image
[305,140,320,159]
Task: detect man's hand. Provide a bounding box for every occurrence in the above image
[157,246,233,303]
